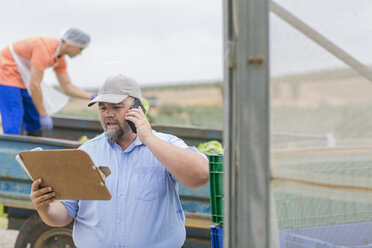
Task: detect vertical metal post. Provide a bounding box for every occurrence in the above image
[223,0,270,246]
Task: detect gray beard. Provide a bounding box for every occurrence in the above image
[105,127,124,143]
[104,119,132,143]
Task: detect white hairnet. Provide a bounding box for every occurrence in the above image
[61,27,90,48]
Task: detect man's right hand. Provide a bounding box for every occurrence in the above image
[30,179,55,211]
[39,115,53,130]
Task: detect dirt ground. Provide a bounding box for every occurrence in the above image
[271,76,372,107]
[0,218,18,248]
[60,86,223,113]
[60,75,372,114]
[142,87,223,106]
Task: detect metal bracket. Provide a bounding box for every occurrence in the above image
[247,55,265,66]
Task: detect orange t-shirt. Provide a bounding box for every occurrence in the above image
[0,36,67,89]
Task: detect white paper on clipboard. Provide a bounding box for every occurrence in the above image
[15,147,43,180]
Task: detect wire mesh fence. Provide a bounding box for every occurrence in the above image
[270,0,372,247]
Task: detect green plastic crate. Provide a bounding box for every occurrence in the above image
[208,154,224,224]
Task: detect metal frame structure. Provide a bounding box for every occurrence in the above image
[223,0,271,246]
[223,1,372,246]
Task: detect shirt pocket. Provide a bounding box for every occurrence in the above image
[133,167,166,201]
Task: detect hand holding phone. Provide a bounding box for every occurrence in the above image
[126,98,146,133]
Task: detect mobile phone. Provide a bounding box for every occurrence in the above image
[126,98,146,133]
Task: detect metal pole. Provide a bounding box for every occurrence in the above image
[223,0,270,246]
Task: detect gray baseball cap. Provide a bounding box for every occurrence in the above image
[88,74,142,107]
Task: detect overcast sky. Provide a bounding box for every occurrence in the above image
[1,0,371,88]
[0,0,223,88]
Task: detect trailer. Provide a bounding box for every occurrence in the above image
[0,116,222,248]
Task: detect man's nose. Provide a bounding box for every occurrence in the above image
[104,108,114,117]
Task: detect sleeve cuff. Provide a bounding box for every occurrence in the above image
[61,200,78,218]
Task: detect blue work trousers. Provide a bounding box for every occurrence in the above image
[0,84,40,134]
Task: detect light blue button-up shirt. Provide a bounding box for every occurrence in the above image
[62,131,201,248]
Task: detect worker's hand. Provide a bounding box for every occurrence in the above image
[125,106,153,144]
[30,179,55,212]
[91,92,98,100]
[39,115,53,130]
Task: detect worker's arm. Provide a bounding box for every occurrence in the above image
[30,179,73,227]
[56,73,94,99]
[29,66,47,116]
[126,107,209,189]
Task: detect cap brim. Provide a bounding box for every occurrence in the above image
[88,94,129,107]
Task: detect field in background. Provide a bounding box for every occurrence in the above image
[58,82,224,129]
[2,68,369,138]
[271,69,372,141]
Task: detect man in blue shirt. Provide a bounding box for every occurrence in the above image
[29,74,209,247]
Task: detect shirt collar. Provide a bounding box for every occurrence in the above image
[106,135,143,153]
[124,136,143,153]
[53,40,62,58]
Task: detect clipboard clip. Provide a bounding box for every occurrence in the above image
[93,166,111,181]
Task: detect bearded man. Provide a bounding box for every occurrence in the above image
[29,74,209,248]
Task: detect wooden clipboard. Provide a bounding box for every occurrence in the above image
[18,149,111,200]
